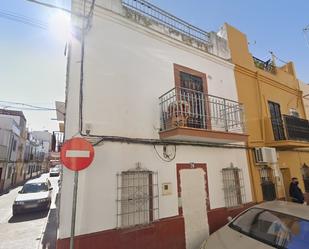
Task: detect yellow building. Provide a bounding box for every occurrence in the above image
[224,24,309,203]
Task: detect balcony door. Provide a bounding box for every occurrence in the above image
[268,101,285,140]
[174,64,209,129]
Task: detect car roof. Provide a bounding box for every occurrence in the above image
[253,200,309,220]
[25,178,48,184]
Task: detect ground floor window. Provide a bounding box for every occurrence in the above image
[117,169,159,228]
[222,165,246,208]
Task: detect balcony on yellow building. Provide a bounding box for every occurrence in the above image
[266,114,309,148]
[253,56,276,74]
[159,87,248,143]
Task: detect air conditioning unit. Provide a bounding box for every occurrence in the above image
[254,147,277,164]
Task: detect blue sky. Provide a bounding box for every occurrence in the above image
[0,0,309,131]
[150,0,309,82]
[0,0,68,132]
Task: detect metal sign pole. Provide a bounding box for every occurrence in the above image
[70,171,79,249]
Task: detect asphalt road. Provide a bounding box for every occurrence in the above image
[0,173,59,249]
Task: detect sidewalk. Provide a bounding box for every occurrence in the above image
[38,208,58,249]
[38,180,60,249]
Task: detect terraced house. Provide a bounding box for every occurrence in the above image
[58,0,254,249]
[224,24,309,204]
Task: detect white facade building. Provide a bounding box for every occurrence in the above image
[58,1,253,249]
[0,116,21,192]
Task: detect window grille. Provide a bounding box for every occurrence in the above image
[117,170,159,228]
[222,166,246,208]
[259,167,273,183]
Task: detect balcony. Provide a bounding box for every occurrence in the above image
[284,115,309,141]
[159,87,247,143]
[267,115,309,148]
[253,56,276,74]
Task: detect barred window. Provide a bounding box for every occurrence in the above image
[222,166,246,208]
[259,167,273,183]
[117,170,159,228]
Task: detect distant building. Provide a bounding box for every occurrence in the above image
[31,130,52,172]
[0,109,53,193]
[0,109,26,192]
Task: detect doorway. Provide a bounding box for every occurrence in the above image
[177,164,209,249]
[281,168,291,201]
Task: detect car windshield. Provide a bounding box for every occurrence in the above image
[229,208,309,249]
[21,183,48,193]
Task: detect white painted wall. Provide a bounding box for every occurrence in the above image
[59,142,252,238]
[60,2,252,240]
[80,8,239,137]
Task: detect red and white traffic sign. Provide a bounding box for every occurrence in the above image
[60,137,95,171]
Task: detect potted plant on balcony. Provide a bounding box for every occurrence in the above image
[166,100,190,129]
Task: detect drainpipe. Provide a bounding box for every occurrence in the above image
[256,71,266,143]
[246,148,257,202]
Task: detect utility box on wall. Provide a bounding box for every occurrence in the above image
[162,183,172,195]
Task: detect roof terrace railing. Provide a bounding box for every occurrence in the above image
[122,0,210,45]
[253,56,276,74]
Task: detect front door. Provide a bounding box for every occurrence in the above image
[178,164,209,249]
[281,168,291,201]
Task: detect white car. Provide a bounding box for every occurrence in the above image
[12,178,52,216]
[201,201,309,249]
[49,166,60,177]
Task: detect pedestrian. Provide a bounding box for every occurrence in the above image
[289,177,304,204]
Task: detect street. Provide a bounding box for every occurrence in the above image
[0,173,59,249]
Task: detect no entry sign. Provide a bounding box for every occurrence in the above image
[60,137,94,171]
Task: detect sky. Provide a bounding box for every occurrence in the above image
[0,0,309,132]
[150,0,309,81]
[0,0,69,132]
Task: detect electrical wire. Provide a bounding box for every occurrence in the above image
[153,144,176,162]
[79,0,95,137]
[0,9,48,29]
[269,51,288,65]
[0,101,54,110]
[25,0,71,14]
[303,26,309,49]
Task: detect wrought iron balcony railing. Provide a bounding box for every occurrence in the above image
[283,115,309,141]
[253,56,276,74]
[159,87,245,134]
[122,0,210,45]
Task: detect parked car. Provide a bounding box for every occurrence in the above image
[12,178,52,216]
[49,165,61,177]
[200,201,309,249]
